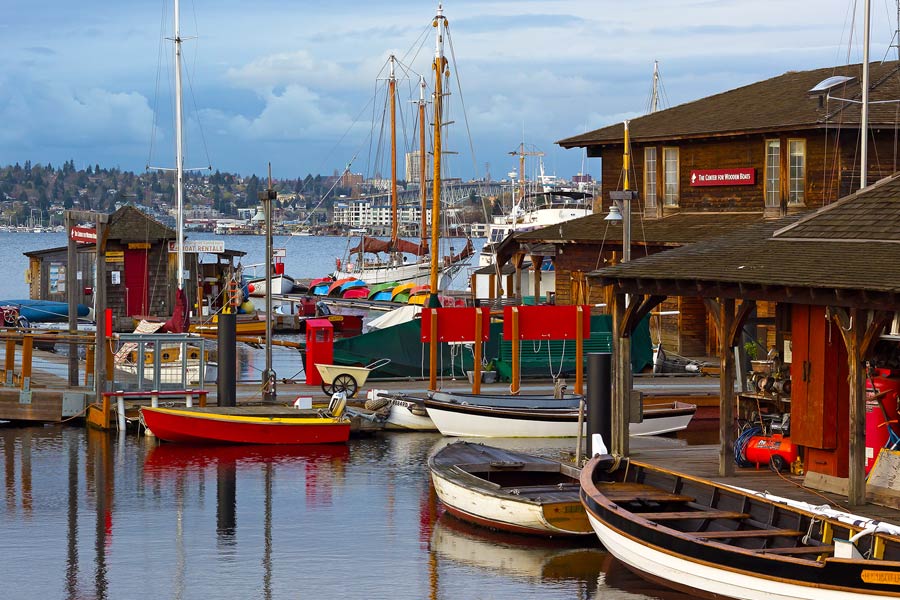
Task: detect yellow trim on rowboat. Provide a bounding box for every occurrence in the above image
[141,406,343,425]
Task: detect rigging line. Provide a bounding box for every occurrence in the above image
[180,37,213,170]
[147,0,169,167]
[445,28,479,178]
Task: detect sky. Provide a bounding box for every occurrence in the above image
[2,0,898,183]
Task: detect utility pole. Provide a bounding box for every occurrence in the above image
[259,164,277,402]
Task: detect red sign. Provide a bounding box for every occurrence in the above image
[421,307,491,343]
[689,168,755,187]
[502,305,591,341]
[70,226,97,244]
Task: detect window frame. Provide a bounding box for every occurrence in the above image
[662,147,679,206]
[764,138,781,208]
[788,138,806,206]
[643,147,657,209]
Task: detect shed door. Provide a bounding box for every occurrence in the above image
[124,249,149,316]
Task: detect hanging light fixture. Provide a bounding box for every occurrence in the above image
[605,203,623,221]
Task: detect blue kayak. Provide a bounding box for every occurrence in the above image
[0,299,93,323]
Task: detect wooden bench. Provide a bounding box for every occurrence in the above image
[638,510,750,521]
[598,482,695,504]
[688,528,803,539]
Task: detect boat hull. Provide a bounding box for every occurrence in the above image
[384,398,436,431]
[580,457,900,600]
[140,407,350,445]
[429,442,591,537]
[424,399,695,438]
[247,275,295,297]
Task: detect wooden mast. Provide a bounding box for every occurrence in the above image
[427,4,447,309]
[389,55,399,246]
[419,76,428,251]
[174,0,185,291]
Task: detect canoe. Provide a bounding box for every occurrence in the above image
[390,282,415,302]
[341,287,369,300]
[580,454,900,600]
[365,390,436,431]
[140,403,350,445]
[424,393,695,438]
[406,284,431,305]
[327,278,358,297]
[428,441,592,537]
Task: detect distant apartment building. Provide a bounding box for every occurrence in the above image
[332,197,431,229]
[405,151,432,184]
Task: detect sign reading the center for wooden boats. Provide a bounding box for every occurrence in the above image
[167,240,225,253]
[689,168,755,186]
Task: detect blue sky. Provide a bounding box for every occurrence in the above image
[1,0,896,182]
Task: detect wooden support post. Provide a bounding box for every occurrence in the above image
[100,393,111,430]
[718,298,736,477]
[85,344,95,387]
[511,307,520,395]
[832,307,868,506]
[428,309,438,391]
[66,211,79,386]
[95,217,109,395]
[5,338,15,386]
[512,254,524,301]
[612,292,630,456]
[532,255,544,304]
[575,305,584,396]
[21,335,32,390]
[473,309,483,394]
[199,390,207,408]
[488,274,496,300]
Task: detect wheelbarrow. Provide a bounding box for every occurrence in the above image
[315,358,391,398]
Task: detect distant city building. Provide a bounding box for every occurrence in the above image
[405,151,433,184]
[332,197,430,229]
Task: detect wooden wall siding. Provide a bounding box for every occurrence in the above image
[678,296,708,356]
[599,129,900,214]
[656,297,680,350]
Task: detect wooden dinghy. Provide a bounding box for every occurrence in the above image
[140,398,350,445]
[424,393,695,438]
[580,455,900,600]
[428,441,592,537]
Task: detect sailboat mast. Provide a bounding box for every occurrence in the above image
[389,55,399,245]
[428,4,447,306]
[174,0,185,290]
[419,76,427,248]
[651,60,660,114]
[861,0,871,189]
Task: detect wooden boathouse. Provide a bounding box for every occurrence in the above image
[491,60,900,357]
[591,172,900,506]
[25,206,244,331]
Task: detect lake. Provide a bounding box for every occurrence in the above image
[0,426,692,600]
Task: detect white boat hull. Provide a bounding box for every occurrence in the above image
[585,512,882,600]
[432,470,588,536]
[426,403,694,438]
[247,275,295,297]
[384,398,436,431]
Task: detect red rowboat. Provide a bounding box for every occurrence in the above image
[140,403,350,445]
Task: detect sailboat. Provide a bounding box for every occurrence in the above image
[117,0,217,385]
[332,52,473,287]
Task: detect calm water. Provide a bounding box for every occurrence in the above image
[1,232,482,299]
[0,426,689,600]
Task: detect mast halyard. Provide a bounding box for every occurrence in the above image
[428,3,447,309]
[174,0,185,291]
[389,55,399,246]
[419,76,428,252]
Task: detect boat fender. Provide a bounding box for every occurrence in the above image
[335,258,342,271]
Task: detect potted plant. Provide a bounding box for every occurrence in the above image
[482,360,498,384]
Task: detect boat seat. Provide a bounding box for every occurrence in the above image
[748,545,835,555]
[688,528,803,539]
[637,510,750,521]
[598,482,694,505]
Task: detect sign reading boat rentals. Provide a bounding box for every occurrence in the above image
[167,240,225,253]
[689,168,755,187]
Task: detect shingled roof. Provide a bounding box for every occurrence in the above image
[559,61,900,148]
[514,211,768,245]
[108,205,174,242]
[590,174,900,305]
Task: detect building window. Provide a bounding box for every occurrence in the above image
[49,262,66,294]
[644,147,657,209]
[765,139,780,208]
[663,147,678,206]
[788,139,806,205]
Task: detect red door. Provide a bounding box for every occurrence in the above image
[124,249,149,316]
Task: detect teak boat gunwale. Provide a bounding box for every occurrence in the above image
[580,455,900,600]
